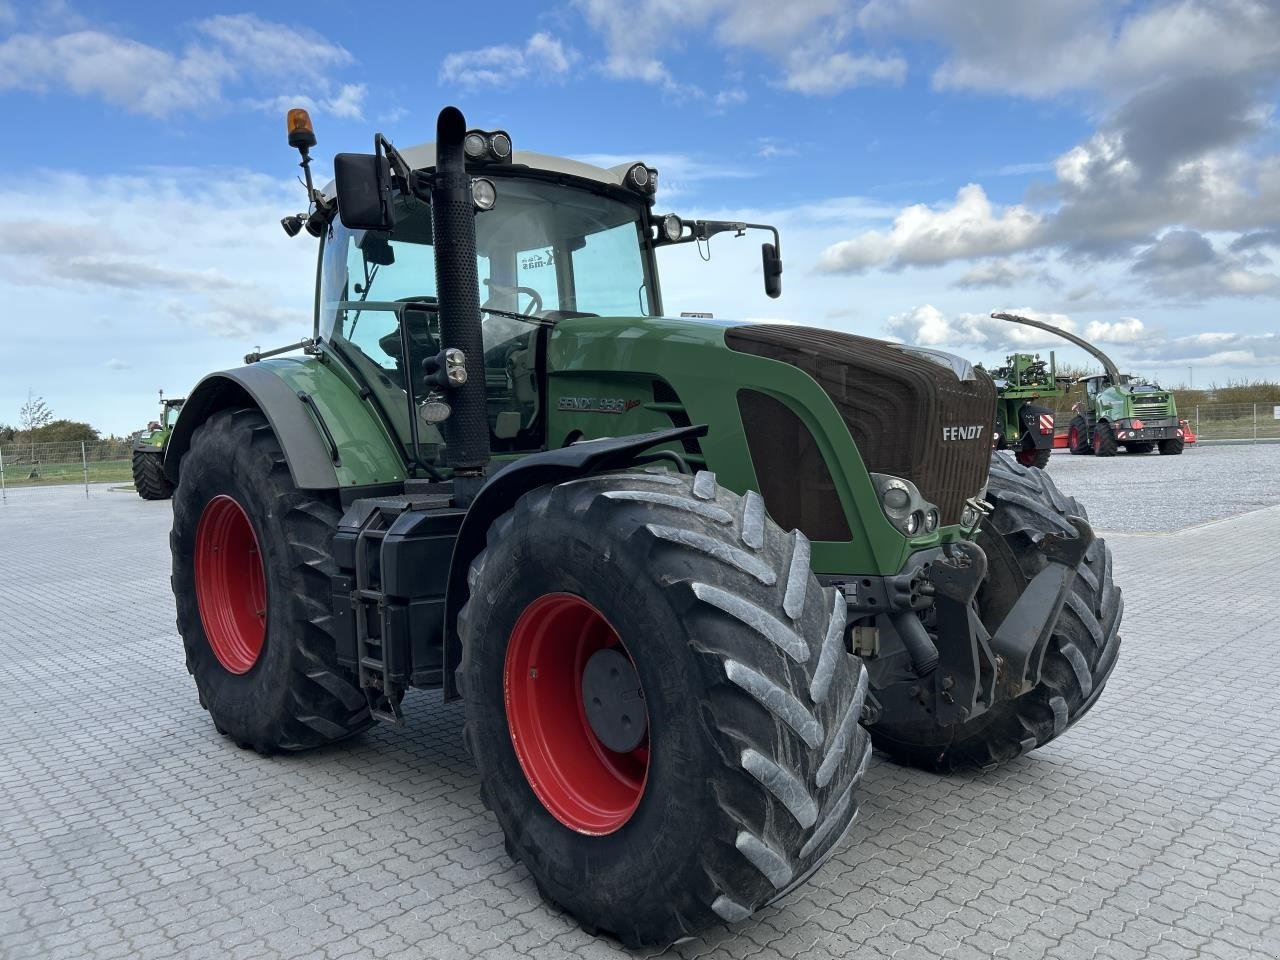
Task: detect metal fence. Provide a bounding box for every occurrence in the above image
[0,440,134,500]
[1191,402,1280,442]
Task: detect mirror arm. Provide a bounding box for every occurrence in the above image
[376,133,435,202]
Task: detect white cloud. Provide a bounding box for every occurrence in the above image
[1128,331,1280,367]
[572,0,902,96]
[439,32,577,89]
[105,358,130,371]
[884,304,1076,351]
[0,170,315,340]
[756,138,798,159]
[952,259,1035,289]
[861,0,1280,98]
[0,13,359,118]
[1084,317,1147,343]
[782,50,905,95]
[0,167,325,433]
[816,184,1044,273]
[713,88,748,109]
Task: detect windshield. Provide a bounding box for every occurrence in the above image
[317,175,654,461]
[320,176,653,337]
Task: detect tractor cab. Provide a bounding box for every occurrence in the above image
[315,135,781,472]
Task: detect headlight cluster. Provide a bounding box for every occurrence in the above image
[870,473,940,538]
[625,162,659,197]
[463,129,513,163]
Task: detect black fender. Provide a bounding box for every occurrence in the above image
[163,367,339,490]
[441,424,708,700]
[1018,401,1055,451]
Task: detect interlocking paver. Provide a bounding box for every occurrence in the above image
[2,446,1278,959]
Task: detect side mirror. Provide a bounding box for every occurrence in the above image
[761,242,783,299]
[333,152,395,231]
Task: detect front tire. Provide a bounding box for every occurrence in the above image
[132,447,174,500]
[1068,416,1090,455]
[869,453,1122,772]
[1015,445,1051,469]
[171,407,372,754]
[1092,422,1118,457]
[459,470,870,946]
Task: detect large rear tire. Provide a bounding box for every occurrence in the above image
[868,453,1122,772]
[1159,436,1184,455]
[458,470,870,946]
[132,447,174,500]
[171,407,373,754]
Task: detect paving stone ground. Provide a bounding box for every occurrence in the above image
[1,446,1278,960]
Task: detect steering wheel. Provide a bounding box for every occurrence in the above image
[483,279,543,315]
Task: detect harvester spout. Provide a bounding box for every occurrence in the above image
[432,106,491,501]
[991,312,1123,384]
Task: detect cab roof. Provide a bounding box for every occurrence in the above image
[393,142,642,190]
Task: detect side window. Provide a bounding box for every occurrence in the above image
[572,222,649,316]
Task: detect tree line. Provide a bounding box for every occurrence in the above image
[0,393,107,445]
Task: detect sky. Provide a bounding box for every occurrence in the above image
[1,0,1278,435]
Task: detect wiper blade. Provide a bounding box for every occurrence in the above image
[480,306,557,327]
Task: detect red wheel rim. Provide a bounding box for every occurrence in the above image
[1069,426,1079,449]
[1093,431,1101,452]
[194,495,267,674]
[504,593,650,835]
[1016,448,1037,466]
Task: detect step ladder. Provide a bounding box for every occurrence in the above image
[350,506,404,724]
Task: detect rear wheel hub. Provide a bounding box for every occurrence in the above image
[504,593,650,835]
[194,495,267,674]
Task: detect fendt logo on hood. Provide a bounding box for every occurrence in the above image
[942,425,985,441]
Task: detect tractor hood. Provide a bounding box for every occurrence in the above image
[545,313,996,574]
[723,323,996,528]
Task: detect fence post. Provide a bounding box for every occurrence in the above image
[1195,404,1199,435]
[82,441,89,498]
[0,446,5,503]
[1254,403,1258,444]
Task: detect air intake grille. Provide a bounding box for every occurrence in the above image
[726,325,995,526]
[736,389,852,541]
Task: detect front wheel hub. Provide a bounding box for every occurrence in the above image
[504,594,650,835]
[581,648,648,753]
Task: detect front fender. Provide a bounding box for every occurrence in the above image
[441,425,707,700]
[164,358,406,491]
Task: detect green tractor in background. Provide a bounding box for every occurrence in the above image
[985,351,1064,469]
[160,107,1122,946]
[993,312,1183,457]
[131,390,185,499]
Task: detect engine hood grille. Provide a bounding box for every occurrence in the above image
[726,324,996,526]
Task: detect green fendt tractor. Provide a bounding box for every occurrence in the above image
[132,390,185,499]
[993,312,1183,457]
[163,108,1122,946]
[986,351,1064,469]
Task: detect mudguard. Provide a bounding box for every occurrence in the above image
[164,359,406,491]
[442,424,708,699]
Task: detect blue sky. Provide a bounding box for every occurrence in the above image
[2,0,1278,434]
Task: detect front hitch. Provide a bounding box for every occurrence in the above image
[987,515,1094,697]
[864,514,1094,727]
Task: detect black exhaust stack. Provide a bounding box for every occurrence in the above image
[431,107,490,504]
